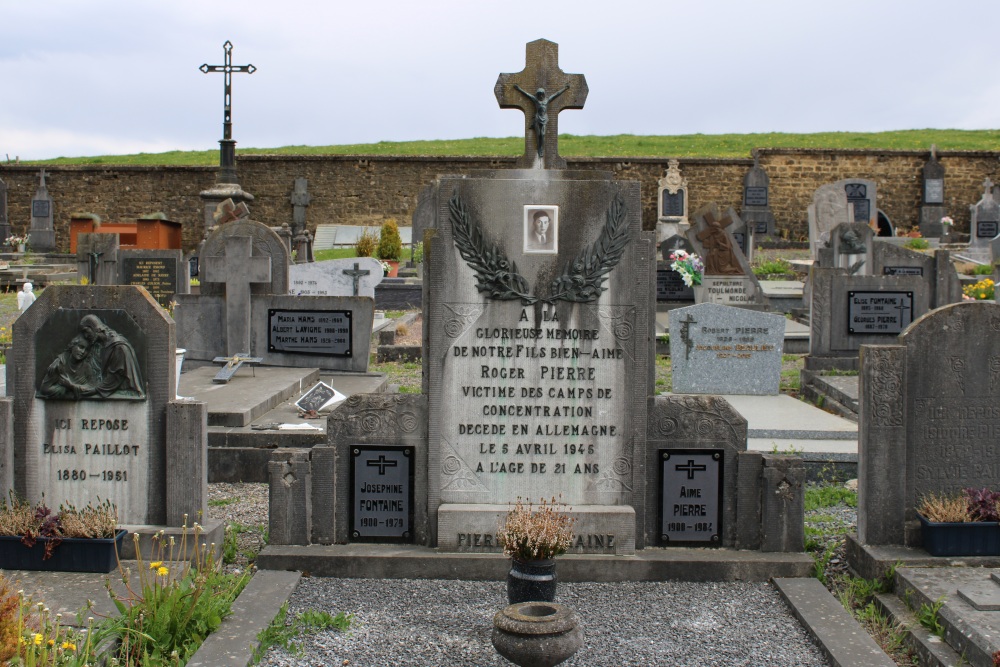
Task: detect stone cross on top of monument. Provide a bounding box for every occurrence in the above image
[495,39,588,170]
[200,41,256,185]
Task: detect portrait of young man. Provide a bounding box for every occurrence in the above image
[523,205,558,254]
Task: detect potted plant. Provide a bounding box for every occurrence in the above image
[376,219,403,277]
[497,497,574,604]
[917,488,1000,557]
[0,494,125,572]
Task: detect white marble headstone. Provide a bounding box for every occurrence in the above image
[288,257,384,298]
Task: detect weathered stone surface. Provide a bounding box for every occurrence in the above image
[807,179,877,259]
[288,257,383,297]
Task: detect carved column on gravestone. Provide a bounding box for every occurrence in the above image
[919,146,946,238]
[0,176,9,244]
[290,178,313,263]
[656,159,689,246]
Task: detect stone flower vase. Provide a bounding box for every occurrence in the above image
[492,602,583,667]
[507,558,557,604]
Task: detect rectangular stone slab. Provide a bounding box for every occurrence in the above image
[178,366,319,427]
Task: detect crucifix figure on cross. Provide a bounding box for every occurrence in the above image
[495,39,588,169]
[200,41,256,184]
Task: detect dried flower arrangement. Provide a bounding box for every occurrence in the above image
[917,487,1000,523]
[0,493,118,559]
[497,497,575,561]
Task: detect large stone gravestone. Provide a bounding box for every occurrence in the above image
[856,301,1000,549]
[76,233,120,286]
[686,204,767,308]
[918,146,946,238]
[289,177,314,263]
[668,303,785,395]
[411,183,437,264]
[174,219,374,372]
[0,176,9,245]
[289,257,384,297]
[656,159,690,253]
[807,179,877,260]
[656,234,695,303]
[966,178,999,265]
[30,170,55,253]
[808,225,961,371]
[120,249,188,308]
[740,151,776,241]
[0,286,216,552]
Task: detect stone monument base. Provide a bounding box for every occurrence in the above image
[437,503,636,555]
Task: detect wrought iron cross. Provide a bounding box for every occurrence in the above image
[200,41,256,183]
[494,39,587,169]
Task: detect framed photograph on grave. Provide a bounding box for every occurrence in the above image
[659,449,724,547]
[523,205,558,255]
[294,381,345,413]
[350,446,415,543]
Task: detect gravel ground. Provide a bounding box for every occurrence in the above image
[208,484,849,667]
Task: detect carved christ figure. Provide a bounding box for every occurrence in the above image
[697,220,742,275]
[514,84,569,158]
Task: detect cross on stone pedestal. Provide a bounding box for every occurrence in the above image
[290,178,311,235]
[200,41,256,185]
[203,235,271,355]
[494,39,588,169]
[343,262,371,296]
[211,352,264,384]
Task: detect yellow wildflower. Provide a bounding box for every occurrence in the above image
[48,638,54,646]
[61,641,76,651]
[33,633,43,645]
[157,566,169,577]
[149,561,163,569]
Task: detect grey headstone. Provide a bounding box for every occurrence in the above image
[686,204,766,307]
[657,159,688,224]
[858,302,1000,547]
[808,179,877,259]
[119,249,188,307]
[920,149,946,238]
[668,303,785,395]
[290,177,311,235]
[288,257,384,297]
[827,222,874,275]
[411,184,437,258]
[29,170,55,252]
[740,152,776,239]
[970,178,999,252]
[0,177,9,244]
[76,233,119,286]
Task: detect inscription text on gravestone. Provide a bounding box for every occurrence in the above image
[660,449,722,545]
[268,309,352,356]
[351,446,413,541]
[848,291,913,334]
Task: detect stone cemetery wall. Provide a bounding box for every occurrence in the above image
[3,149,1000,252]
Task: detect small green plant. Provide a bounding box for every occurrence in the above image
[412,241,424,264]
[973,263,995,276]
[376,219,403,261]
[770,442,803,455]
[752,258,793,277]
[251,602,352,664]
[812,543,837,585]
[354,227,378,257]
[904,238,930,250]
[805,485,858,511]
[917,596,946,638]
[208,497,238,508]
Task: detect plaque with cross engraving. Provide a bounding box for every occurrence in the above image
[351,446,414,541]
[847,291,913,334]
[660,449,723,546]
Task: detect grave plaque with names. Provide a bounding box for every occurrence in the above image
[267,309,352,356]
[882,266,923,277]
[656,269,695,301]
[660,449,723,546]
[744,187,768,207]
[978,221,999,239]
[351,446,414,541]
[924,179,944,205]
[662,191,684,217]
[122,257,178,307]
[32,201,50,218]
[848,291,913,334]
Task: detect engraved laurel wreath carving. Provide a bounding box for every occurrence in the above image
[449,191,630,305]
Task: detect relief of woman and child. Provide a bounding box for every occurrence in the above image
[36,314,145,401]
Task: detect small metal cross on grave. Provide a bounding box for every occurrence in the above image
[678,314,697,361]
[367,455,398,475]
[200,41,256,183]
[343,262,371,297]
[494,39,588,169]
[203,235,271,355]
[675,459,707,480]
[211,352,264,384]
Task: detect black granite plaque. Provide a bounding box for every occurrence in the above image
[882,266,923,277]
[656,269,695,301]
[268,309,352,356]
[189,256,199,278]
[755,221,768,234]
[851,200,870,223]
[744,186,768,207]
[978,221,999,239]
[351,446,413,541]
[660,449,722,546]
[295,381,337,412]
[847,291,913,334]
[122,257,178,307]
[662,190,684,217]
[32,200,50,218]
[924,179,944,204]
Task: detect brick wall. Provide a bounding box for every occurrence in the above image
[1,149,997,252]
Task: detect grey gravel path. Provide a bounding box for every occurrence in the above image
[257,577,829,667]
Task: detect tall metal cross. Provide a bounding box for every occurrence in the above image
[200,41,256,183]
[494,39,588,170]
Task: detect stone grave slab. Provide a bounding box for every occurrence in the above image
[178,365,319,427]
[289,257,384,297]
[668,303,785,395]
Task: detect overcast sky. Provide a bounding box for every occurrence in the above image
[2,0,998,161]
